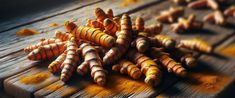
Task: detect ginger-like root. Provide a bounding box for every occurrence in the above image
[149,34,176,49]
[48,52,67,73]
[188,0,219,10]
[95,8,109,23]
[224,6,235,18]
[55,31,72,41]
[203,10,226,25]
[156,7,184,23]
[144,23,163,36]
[112,59,142,79]
[103,18,119,36]
[86,19,105,30]
[77,61,89,76]
[106,9,114,20]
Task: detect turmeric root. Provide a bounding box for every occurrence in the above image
[61,38,80,82]
[103,18,119,36]
[149,34,176,49]
[77,61,89,76]
[95,8,109,23]
[64,21,77,33]
[167,48,197,68]
[80,43,106,86]
[134,17,145,31]
[187,0,219,10]
[106,9,114,20]
[156,7,184,23]
[224,6,235,18]
[24,38,62,53]
[172,0,194,5]
[132,35,150,53]
[86,19,105,30]
[112,59,142,79]
[55,31,72,41]
[27,42,66,60]
[203,10,226,25]
[48,52,67,73]
[103,14,132,65]
[65,21,115,48]
[179,38,212,53]
[150,48,187,77]
[144,23,163,36]
[171,14,203,33]
[127,50,162,87]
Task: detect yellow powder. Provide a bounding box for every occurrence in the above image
[45,83,64,91]
[49,23,59,27]
[189,72,231,93]
[120,0,139,7]
[20,72,50,84]
[84,75,152,97]
[16,28,40,36]
[219,45,235,56]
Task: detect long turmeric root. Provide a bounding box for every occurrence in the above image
[48,52,67,73]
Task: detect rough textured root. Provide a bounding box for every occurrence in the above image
[187,0,208,9]
[134,36,150,53]
[77,61,89,75]
[179,38,212,53]
[113,16,121,30]
[112,59,142,79]
[144,23,163,36]
[64,21,77,33]
[106,9,114,20]
[67,21,115,48]
[60,38,80,82]
[24,38,62,53]
[127,50,162,87]
[150,48,187,77]
[168,48,197,68]
[150,34,176,49]
[80,43,106,86]
[135,17,145,31]
[224,6,235,17]
[48,52,67,73]
[27,42,66,60]
[55,31,72,41]
[156,7,184,23]
[103,14,133,65]
[203,11,226,25]
[94,8,108,23]
[87,19,105,30]
[103,18,118,36]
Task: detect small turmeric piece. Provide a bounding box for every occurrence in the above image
[16,28,40,36]
[203,10,226,25]
[112,59,142,79]
[144,23,163,36]
[171,14,203,33]
[27,42,66,60]
[179,38,212,53]
[24,38,62,53]
[187,0,219,10]
[77,61,89,76]
[149,34,176,49]
[65,21,115,48]
[106,9,114,20]
[64,21,77,33]
[156,7,184,23]
[95,8,109,23]
[132,35,150,53]
[103,14,132,65]
[134,17,145,31]
[55,31,72,41]
[150,48,187,77]
[61,38,80,82]
[87,19,105,30]
[80,43,106,86]
[168,48,197,68]
[127,50,162,87]
[103,18,119,36]
[48,52,67,73]
[224,6,235,18]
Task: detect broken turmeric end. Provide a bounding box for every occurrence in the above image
[16,28,40,36]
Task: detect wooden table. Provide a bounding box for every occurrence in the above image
[0,0,235,98]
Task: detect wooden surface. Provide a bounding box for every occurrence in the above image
[0,0,235,98]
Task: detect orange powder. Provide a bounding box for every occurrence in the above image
[16,28,40,36]
[49,23,59,27]
[45,83,64,91]
[219,45,235,56]
[120,0,139,7]
[20,72,50,84]
[189,72,231,93]
[84,75,153,97]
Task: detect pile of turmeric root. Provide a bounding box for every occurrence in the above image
[24,8,213,87]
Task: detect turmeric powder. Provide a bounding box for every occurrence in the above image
[16,28,40,36]
[20,72,50,84]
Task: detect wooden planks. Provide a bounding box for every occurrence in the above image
[4,64,59,98]
[0,0,161,89]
